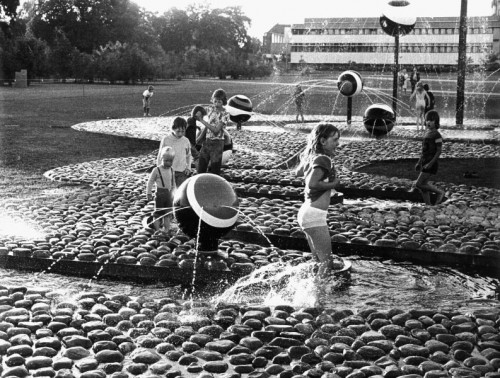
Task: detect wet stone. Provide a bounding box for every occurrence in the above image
[203,361,229,373]
[52,357,74,370]
[2,365,29,377]
[380,325,407,339]
[150,361,173,374]
[63,336,92,349]
[178,354,198,365]
[76,358,99,372]
[288,345,311,359]
[206,340,237,353]
[229,353,255,365]
[356,346,386,360]
[272,352,292,365]
[166,350,184,361]
[269,337,303,348]
[126,362,148,375]
[26,355,53,369]
[240,336,264,350]
[130,348,162,364]
[95,350,124,363]
[7,344,33,357]
[5,353,25,366]
[192,350,224,361]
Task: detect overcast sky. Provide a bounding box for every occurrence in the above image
[134,0,495,39]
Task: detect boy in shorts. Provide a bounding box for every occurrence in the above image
[147,147,176,232]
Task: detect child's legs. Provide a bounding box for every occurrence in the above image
[416,171,433,204]
[208,139,224,175]
[197,144,210,174]
[303,226,333,265]
[297,204,334,267]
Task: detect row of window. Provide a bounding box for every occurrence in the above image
[290,43,492,53]
[292,26,493,36]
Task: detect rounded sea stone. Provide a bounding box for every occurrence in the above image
[1,365,29,377]
[76,358,99,372]
[399,344,430,357]
[130,348,161,364]
[192,350,224,361]
[26,355,53,369]
[203,361,229,373]
[229,353,255,365]
[52,357,74,370]
[62,336,92,349]
[356,346,386,360]
[95,350,124,363]
[206,340,237,353]
[380,325,407,339]
[5,353,25,366]
[126,362,148,375]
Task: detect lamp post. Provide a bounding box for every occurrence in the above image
[380,1,416,123]
[456,0,468,126]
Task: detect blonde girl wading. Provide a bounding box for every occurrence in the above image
[296,123,343,275]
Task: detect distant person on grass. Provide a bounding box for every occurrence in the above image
[415,110,445,206]
[147,147,176,233]
[295,122,344,276]
[157,117,192,187]
[142,85,154,117]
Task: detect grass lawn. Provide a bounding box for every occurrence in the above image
[1,79,498,201]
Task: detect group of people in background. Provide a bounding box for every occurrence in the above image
[146,88,233,233]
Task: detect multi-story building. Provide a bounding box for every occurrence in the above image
[263,14,500,69]
[262,24,292,64]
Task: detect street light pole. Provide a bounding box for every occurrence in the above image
[456,0,468,126]
[393,34,400,118]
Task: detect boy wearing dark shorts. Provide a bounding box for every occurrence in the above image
[415,110,445,205]
[147,147,176,232]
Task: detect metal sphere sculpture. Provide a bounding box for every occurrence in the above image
[363,104,396,136]
[173,174,239,252]
[380,1,416,36]
[225,95,253,125]
[337,70,363,97]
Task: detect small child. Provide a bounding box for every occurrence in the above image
[196,88,230,175]
[186,105,207,161]
[294,84,306,123]
[142,85,154,117]
[296,122,344,276]
[415,110,445,206]
[147,147,176,232]
[157,117,192,187]
[410,82,430,131]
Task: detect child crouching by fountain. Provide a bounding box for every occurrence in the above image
[415,110,445,206]
[147,147,177,233]
[296,122,343,276]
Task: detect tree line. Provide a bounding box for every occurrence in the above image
[0,0,273,83]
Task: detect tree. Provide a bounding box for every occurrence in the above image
[156,8,193,53]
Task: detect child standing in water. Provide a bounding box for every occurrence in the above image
[415,110,445,206]
[196,88,230,175]
[296,122,343,276]
[147,147,176,232]
[410,82,430,132]
[157,117,192,187]
[293,84,306,123]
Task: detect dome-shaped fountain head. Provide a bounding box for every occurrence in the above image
[363,104,396,136]
[173,174,239,252]
[380,1,416,36]
[337,70,363,97]
[225,95,253,125]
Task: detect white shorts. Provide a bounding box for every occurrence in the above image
[297,203,327,229]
